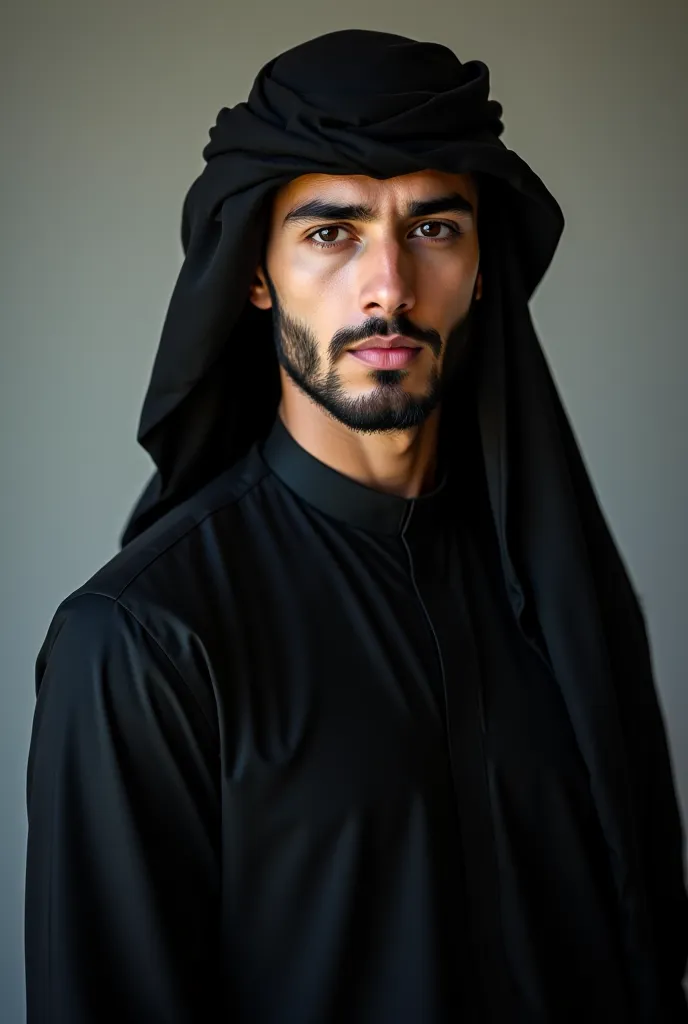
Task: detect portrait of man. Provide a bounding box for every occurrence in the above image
[23,28,688,1024]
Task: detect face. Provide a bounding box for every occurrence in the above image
[249,169,482,433]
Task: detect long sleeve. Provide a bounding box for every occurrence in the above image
[25,592,221,1023]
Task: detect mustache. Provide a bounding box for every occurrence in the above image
[330,316,442,359]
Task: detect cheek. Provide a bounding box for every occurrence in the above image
[280,265,336,327]
[269,262,347,350]
[418,252,478,318]
[287,255,351,326]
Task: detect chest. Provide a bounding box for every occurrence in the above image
[206,519,587,828]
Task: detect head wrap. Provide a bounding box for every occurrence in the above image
[122,28,562,545]
[121,29,686,1018]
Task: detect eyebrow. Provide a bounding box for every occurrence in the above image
[282,191,474,227]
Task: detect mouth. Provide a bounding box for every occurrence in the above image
[350,337,423,370]
[351,334,423,352]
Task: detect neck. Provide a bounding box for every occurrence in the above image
[276,393,441,499]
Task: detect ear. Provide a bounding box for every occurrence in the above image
[475,269,483,301]
[248,265,273,311]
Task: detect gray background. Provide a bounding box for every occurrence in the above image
[2,1,686,1020]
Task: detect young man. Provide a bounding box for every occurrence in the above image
[25,29,688,1023]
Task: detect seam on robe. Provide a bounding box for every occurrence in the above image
[61,592,220,752]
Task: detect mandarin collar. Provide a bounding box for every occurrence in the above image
[259,414,449,537]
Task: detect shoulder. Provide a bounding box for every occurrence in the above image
[36,446,272,705]
[81,445,271,606]
[53,444,271,625]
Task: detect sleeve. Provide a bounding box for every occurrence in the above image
[25,592,221,1024]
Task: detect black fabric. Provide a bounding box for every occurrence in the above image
[28,26,688,1021]
[27,416,632,1022]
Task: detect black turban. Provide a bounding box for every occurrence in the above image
[121,29,687,1018]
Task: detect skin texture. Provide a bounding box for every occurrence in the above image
[248,169,482,498]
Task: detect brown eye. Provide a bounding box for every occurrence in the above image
[410,221,462,242]
[316,227,340,243]
[309,226,349,248]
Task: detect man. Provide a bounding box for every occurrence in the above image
[25,28,688,1024]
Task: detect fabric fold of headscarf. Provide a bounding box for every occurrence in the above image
[120,29,687,1020]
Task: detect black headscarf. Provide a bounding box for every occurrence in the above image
[121,29,687,1019]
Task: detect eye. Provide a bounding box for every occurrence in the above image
[308,226,351,249]
[306,219,463,251]
[411,221,462,241]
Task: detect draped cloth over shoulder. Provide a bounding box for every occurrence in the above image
[121,29,688,1020]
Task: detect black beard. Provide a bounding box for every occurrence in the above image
[264,270,476,435]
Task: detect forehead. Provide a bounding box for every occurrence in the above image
[272,168,477,218]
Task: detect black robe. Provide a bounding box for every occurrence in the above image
[26,414,648,1023]
[109,36,688,1018]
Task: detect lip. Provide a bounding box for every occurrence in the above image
[352,334,422,351]
[350,347,422,369]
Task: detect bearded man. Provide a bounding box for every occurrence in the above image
[25,28,688,1024]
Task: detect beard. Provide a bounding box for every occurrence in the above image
[264,270,477,435]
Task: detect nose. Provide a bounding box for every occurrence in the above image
[358,238,416,318]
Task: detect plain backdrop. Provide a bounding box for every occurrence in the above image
[2,1,686,1020]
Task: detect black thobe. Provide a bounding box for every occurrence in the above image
[26,414,632,1023]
